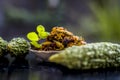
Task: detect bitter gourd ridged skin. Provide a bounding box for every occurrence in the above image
[49,42,120,69]
[0,37,8,57]
[7,37,30,56]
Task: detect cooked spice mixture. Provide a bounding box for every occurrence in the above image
[41,27,86,51]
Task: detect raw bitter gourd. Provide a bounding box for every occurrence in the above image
[0,37,8,57]
[49,42,120,69]
[7,37,30,56]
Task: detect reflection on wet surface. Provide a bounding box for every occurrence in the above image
[1,66,120,80]
[0,53,120,80]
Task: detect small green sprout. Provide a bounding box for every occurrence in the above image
[27,32,39,41]
[27,25,49,48]
[37,25,49,39]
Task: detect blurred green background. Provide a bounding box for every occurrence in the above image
[0,0,120,43]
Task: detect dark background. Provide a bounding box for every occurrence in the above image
[0,0,120,43]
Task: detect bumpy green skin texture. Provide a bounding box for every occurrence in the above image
[49,42,120,69]
[8,37,30,56]
[0,37,8,57]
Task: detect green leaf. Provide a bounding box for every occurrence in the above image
[38,32,49,39]
[27,32,39,41]
[36,25,45,33]
[30,41,41,48]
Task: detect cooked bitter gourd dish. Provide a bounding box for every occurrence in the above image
[41,27,86,51]
[27,25,86,51]
[49,42,120,69]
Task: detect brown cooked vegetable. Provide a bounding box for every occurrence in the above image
[41,27,86,51]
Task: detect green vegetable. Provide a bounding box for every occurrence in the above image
[27,32,39,41]
[27,25,49,48]
[37,25,45,32]
[0,37,8,57]
[49,42,120,69]
[7,37,30,56]
[0,49,2,57]
[30,41,41,48]
[37,25,49,39]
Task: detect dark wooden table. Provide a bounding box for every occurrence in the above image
[0,52,120,80]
